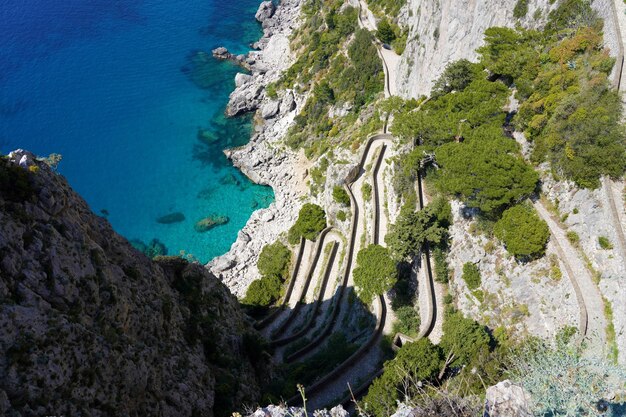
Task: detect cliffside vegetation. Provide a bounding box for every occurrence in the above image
[279,0,384,157]
[480,3,625,187]
[243,241,292,310]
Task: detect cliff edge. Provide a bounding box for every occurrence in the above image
[0,151,268,417]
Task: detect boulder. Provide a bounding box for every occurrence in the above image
[194,215,229,233]
[156,212,185,224]
[235,73,253,88]
[260,100,280,119]
[255,1,276,23]
[485,380,532,417]
[279,91,296,113]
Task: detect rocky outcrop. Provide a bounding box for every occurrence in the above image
[255,1,276,24]
[208,0,308,296]
[245,405,348,417]
[485,380,532,417]
[446,200,579,339]
[0,154,268,416]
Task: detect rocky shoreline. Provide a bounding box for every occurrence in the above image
[207,0,308,297]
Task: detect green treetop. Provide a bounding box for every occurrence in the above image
[494,203,550,259]
[353,244,397,304]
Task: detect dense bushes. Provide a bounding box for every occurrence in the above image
[243,241,292,308]
[392,306,420,337]
[431,59,478,97]
[385,201,449,260]
[439,311,491,367]
[435,134,539,216]
[332,185,350,205]
[363,338,443,417]
[242,275,282,307]
[461,263,481,290]
[480,1,625,187]
[353,244,397,304]
[288,203,327,244]
[257,241,292,279]
[282,1,383,155]
[494,204,550,258]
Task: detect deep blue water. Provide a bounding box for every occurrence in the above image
[0,0,273,263]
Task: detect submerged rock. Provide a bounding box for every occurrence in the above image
[194,215,229,233]
[197,128,218,145]
[156,212,185,224]
[130,238,168,258]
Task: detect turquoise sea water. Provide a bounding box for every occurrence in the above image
[0,0,273,263]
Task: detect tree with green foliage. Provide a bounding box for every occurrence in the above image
[288,203,327,244]
[513,0,529,18]
[494,204,550,258]
[385,203,448,261]
[462,263,481,290]
[332,185,350,205]
[376,17,396,44]
[393,306,420,336]
[435,135,538,216]
[363,338,443,417]
[257,241,292,279]
[440,311,491,367]
[431,59,478,97]
[242,275,282,307]
[353,244,397,304]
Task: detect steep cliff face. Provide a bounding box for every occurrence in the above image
[396,0,620,98]
[0,151,267,417]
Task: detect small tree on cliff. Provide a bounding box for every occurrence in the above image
[353,244,397,304]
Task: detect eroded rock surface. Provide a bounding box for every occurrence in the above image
[0,154,268,416]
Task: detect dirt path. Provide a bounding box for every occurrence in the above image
[602,177,626,263]
[261,239,315,339]
[533,201,607,353]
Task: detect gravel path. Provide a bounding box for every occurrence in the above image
[262,239,315,339]
[534,201,607,354]
[305,299,384,411]
[602,177,626,264]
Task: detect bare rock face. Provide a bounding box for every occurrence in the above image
[0,155,268,416]
[485,380,532,417]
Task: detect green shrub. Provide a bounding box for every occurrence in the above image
[288,203,327,244]
[362,182,372,201]
[433,246,450,283]
[431,59,478,97]
[513,0,529,18]
[385,203,447,261]
[257,241,291,279]
[393,306,420,336]
[462,263,481,290]
[336,210,347,222]
[242,275,282,307]
[363,338,444,417]
[494,204,550,259]
[566,231,580,246]
[265,82,278,99]
[598,236,613,250]
[353,244,397,304]
[376,18,396,44]
[440,311,491,367]
[332,185,350,205]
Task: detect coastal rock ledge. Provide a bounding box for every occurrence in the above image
[208,0,306,296]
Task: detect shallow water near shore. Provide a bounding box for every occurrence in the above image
[0,0,273,263]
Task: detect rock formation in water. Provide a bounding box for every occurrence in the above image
[0,150,269,417]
